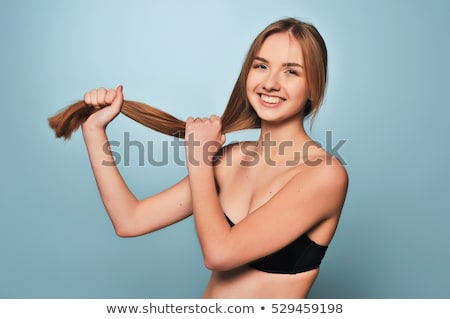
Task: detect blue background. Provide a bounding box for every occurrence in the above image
[1,0,449,298]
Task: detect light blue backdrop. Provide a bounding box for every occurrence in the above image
[0,0,449,298]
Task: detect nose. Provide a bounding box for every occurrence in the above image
[262,71,281,92]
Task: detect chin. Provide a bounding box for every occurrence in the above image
[256,112,286,124]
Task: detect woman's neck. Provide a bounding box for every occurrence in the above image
[256,117,314,161]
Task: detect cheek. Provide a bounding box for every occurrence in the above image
[246,72,256,89]
[288,81,309,100]
[245,73,258,97]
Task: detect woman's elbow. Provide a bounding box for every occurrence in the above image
[114,227,133,238]
[113,222,139,238]
[203,249,234,271]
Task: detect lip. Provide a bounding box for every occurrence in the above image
[258,93,286,108]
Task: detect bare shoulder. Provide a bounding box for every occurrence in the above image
[290,153,348,216]
[302,154,348,188]
[296,141,348,187]
[303,153,347,194]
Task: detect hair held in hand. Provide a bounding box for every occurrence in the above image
[48,18,327,140]
[47,91,261,140]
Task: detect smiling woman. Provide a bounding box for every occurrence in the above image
[246,32,310,124]
[48,17,347,298]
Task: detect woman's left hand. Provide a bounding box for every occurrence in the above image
[185,115,226,168]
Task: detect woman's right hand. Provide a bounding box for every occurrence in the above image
[82,85,124,132]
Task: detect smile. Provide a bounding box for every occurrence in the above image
[259,94,286,106]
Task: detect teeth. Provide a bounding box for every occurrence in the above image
[261,94,284,104]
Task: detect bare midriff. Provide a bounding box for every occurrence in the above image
[202,265,319,298]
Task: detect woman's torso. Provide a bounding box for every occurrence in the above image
[205,142,338,298]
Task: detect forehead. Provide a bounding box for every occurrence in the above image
[257,32,304,64]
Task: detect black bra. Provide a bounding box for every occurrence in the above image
[225,214,327,274]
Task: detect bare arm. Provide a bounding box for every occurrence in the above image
[185,116,230,268]
[82,86,193,237]
[185,116,348,271]
[208,161,347,270]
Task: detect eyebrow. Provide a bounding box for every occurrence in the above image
[254,56,304,69]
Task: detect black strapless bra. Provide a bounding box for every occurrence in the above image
[225,213,328,274]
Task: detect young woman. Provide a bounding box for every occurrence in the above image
[50,18,348,298]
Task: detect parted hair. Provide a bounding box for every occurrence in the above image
[48,18,327,139]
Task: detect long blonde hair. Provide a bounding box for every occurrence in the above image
[48,18,327,139]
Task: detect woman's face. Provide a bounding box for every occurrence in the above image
[246,32,310,124]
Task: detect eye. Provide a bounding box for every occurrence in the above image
[253,63,268,70]
[285,69,298,76]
